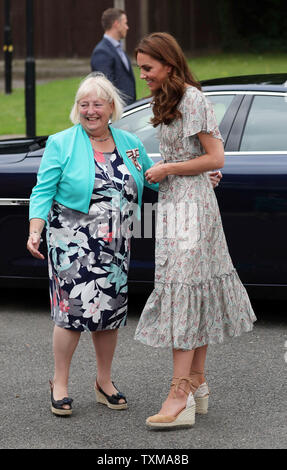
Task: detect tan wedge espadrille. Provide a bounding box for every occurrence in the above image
[146,376,196,429]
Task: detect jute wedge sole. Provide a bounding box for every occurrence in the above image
[195,396,209,414]
[95,382,128,410]
[193,382,209,414]
[51,404,73,416]
[146,403,196,429]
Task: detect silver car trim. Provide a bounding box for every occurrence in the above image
[122,103,151,117]
[225,151,287,155]
[149,151,287,158]
[0,198,30,206]
[122,91,287,117]
[204,91,287,97]
[147,151,287,157]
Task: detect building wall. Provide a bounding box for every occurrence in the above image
[0,0,220,58]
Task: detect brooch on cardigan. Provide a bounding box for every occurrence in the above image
[126,148,142,171]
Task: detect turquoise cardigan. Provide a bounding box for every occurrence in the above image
[29,124,158,223]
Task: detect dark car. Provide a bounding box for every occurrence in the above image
[1,74,287,298]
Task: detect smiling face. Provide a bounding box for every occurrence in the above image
[78,92,114,137]
[137,52,171,93]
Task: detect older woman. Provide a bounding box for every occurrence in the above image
[27,72,221,417]
[27,73,160,415]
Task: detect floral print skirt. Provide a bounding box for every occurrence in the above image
[47,148,137,332]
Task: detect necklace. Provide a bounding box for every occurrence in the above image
[89,131,111,142]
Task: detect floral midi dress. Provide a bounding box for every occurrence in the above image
[135,86,256,350]
[47,147,137,332]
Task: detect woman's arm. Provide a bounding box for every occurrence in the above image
[145,133,224,183]
[29,136,62,222]
[27,136,62,260]
[27,218,45,259]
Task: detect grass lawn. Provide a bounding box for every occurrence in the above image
[1,53,286,137]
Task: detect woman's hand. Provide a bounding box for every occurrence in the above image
[145,161,167,183]
[209,170,222,188]
[27,231,45,260]
[146,161,223,188]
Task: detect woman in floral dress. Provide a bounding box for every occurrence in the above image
[27,73,158,415]
[135,33,256,428]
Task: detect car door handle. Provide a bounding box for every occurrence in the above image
[0,198,30,206]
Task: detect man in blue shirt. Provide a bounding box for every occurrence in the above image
[91,8,136,106]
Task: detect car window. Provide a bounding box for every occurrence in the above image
[112,95,234,154]
[240,95,287,151]
[112,105,159,154]
[207,94,235,125]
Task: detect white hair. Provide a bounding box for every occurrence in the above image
[69,72,124,124]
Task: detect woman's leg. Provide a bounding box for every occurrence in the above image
[91,329,125,402]
[190,344,208,388]
[52,325,81,406]
[158,348,195,417]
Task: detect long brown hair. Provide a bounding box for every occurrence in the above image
[135,32,201,127]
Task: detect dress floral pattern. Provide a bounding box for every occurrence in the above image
[135,86,256,350]
[47,148,137,331]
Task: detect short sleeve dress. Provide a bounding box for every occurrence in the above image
[134,86,256,350]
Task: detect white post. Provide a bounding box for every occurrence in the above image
[113,0,126,50]
[113,0,125,9]
[140,0,149,37]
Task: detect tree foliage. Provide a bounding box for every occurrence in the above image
[217,0,287,52]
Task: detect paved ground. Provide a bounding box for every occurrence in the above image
[0,288,286,451]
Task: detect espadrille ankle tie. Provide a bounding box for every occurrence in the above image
[171,376,195,397]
